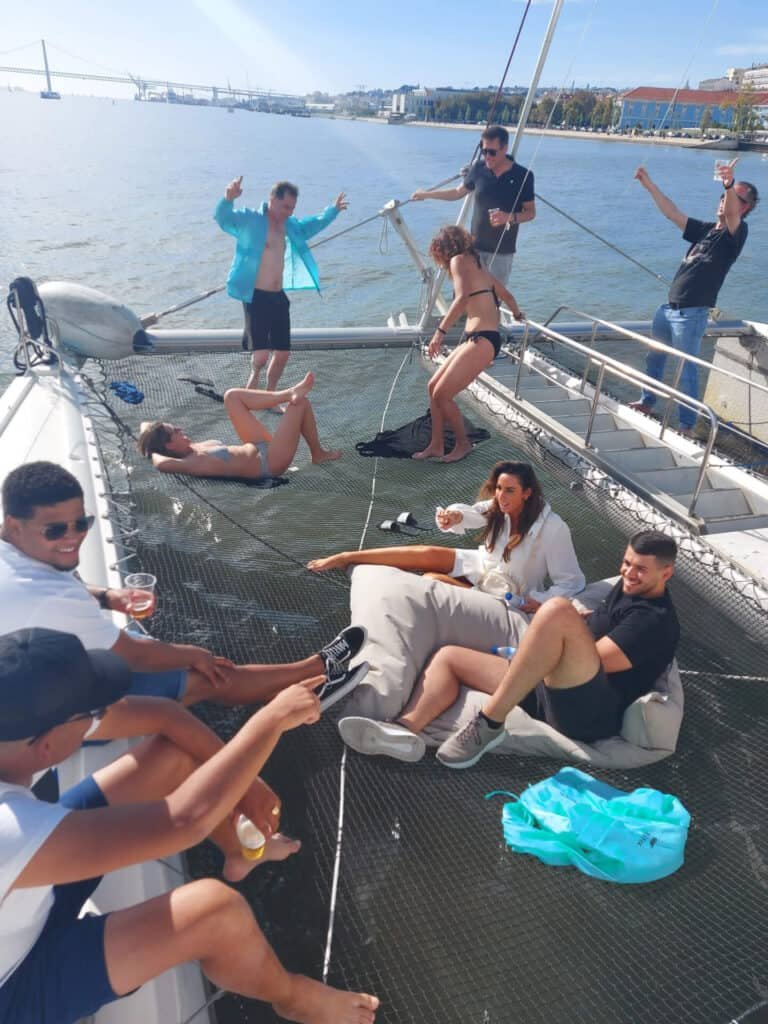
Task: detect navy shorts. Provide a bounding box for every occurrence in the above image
[0,777,123,1024]
[128,667,187,700]
[242,288,291,351]
[520,665,623,743]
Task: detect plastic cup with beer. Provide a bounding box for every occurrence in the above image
[713,159,731,182]
[124,572,157,620]
[489,207,500,224]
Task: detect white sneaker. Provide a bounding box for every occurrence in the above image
[338,717,426,762]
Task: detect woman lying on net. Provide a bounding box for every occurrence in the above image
[137,372,341,480]
[414,224,525,463]
[308,461,584,614]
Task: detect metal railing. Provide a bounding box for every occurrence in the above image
[509,315,722,520]
[536,306,768,438]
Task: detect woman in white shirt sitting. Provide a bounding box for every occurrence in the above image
[308,461,584,614]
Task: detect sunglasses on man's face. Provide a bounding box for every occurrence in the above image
[481,147,499,156]
[38,515,95,541]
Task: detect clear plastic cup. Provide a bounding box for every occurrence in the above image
[489,207,500,223]
[713,159,730,182]
[124,572,157,619]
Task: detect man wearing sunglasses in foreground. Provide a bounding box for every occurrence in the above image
[0,628,379,1024]
[632,160,759,436]
[0,461,368,708]
[411,124,535,285]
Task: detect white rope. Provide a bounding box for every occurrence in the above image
[321,344,415,983]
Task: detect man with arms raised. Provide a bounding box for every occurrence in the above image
[339,531,679,767]
[0,627,379,1023]
[411,124,535,285]
[631,160,758,434]
[0,461,366,708]
[215,177,348,390]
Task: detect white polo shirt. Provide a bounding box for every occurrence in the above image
[0,780,70,986]
[0,540,120,651]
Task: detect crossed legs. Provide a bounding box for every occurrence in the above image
[398,597,601,732]
[223,375,341,478]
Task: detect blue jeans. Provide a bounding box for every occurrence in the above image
[641,304,709,429]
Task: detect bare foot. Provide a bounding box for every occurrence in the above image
[307,553,350,573]
[412,446,444,460]
[290,372,315,404]
[223,833,302,882]
[274,975,379,1024]
[440,443,472,463]
[312,448,343,464]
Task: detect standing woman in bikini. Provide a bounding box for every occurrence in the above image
[414,225,525,463]
[137,372,342,479]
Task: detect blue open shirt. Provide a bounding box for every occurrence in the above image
[214,198,339,302]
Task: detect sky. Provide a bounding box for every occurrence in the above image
[1,0,767,98]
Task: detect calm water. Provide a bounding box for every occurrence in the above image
[1,90,766,380]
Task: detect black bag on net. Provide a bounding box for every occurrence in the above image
[356,410,490,459]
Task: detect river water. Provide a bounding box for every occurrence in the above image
[1,90,766,381]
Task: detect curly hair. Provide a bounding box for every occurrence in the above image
[476,461,545,560]
[2,461,83,519]
[428,225,479,269]
[137,421,175,459]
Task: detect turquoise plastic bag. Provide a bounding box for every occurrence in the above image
[487,766,691,884]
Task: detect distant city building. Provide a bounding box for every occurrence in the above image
[616,86,768,130]
[391,87,457,118]
[698,77,736,91]
[742,63,768,91]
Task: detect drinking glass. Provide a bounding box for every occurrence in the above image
[124,572,157,619]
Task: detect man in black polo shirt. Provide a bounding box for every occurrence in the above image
[631,161,759,434]
[433,530,679,768]
[411,124,535,284]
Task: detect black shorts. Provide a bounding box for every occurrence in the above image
[520,665,623,743]
[464,330,502,359]
[242,289,291,351]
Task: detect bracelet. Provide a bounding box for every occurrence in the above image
[95,588,110,610]
[436,326,447,335]
[724,180,734,190]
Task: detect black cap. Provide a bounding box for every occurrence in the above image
[0,628,131,741]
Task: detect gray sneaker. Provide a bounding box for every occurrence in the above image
[436,712,507,769]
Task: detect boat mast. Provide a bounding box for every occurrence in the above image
[511,0,565,157]
[41,39,53,94]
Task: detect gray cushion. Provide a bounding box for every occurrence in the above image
[346,568,683,769]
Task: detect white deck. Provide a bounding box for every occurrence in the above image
[0,366,207,1024]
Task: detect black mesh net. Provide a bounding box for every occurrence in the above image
[87,347,768,1024]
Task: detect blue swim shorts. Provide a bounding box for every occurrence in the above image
[128,667,187,700]
[0,777,124,1024]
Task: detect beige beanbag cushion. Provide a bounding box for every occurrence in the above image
[345,568,683,769]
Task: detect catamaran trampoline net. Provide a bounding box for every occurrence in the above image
[87,347,768,1024]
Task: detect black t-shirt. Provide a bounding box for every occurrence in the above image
[463,157,534,255]
[668,217,748,308]
[587,579,680,711]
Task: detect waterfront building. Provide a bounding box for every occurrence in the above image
[616,86,768,130]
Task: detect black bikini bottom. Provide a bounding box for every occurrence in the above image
[464,330,502,359]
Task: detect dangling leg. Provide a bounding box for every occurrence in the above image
[308,544,457,574]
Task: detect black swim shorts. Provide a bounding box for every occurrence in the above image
[242,289,291,351]
[520,665,623,743]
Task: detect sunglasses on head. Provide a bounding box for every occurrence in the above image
[481,147,499,156]
[39,515,95,541]
[27,706,106,745]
